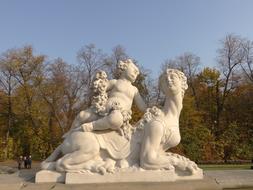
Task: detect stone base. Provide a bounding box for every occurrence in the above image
[176,169,203,181]
[66,170,176,184]
[35,170,65,183]
[36,169,203,184]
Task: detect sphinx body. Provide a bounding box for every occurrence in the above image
[41,129,140,173]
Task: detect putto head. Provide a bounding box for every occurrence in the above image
[159,68,188,98]
[116,59,139,82]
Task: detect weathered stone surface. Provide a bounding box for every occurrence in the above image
[0,172,24,190]
[35,168,203,184]
[65,170,176,184]
[2,170,253,190]
[206,170,253,189]
[176,169,204,180]
[35,170,65,183]
[0,166,18,174]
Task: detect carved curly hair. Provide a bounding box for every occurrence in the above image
[159,68,188,98]
[115,59,138,78]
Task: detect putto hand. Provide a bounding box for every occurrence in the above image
[81,122,93,132]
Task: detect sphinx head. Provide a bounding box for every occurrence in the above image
[159,69,188,98]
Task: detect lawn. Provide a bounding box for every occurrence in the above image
[199,164,252,170]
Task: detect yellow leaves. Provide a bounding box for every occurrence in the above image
[199,67,220,86]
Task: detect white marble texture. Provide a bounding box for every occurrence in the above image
[37,62,203,183]
[35,170,65,183]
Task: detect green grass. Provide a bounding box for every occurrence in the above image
[199,164,252,170]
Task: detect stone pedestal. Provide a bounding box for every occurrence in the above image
[66,170,176,184]
[35,169,203,184]
[176,169,203,180]
[35,170,65,183]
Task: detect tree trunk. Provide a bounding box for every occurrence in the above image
[4,84,12,160]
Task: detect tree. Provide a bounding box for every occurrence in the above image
[77,44,108,102]
[105,45,129,78]
[0,51,18,159]
[197,68,221,135]
[216,34,246,136]
[4,46,46,156]
[224,83,253,160]
[241,40,253,82]
[39,58,88,134]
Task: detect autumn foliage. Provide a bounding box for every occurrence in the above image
[0,35,252,162]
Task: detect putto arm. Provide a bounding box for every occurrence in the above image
[134,88,147,112]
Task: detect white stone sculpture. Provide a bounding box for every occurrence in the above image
[139,69,199,173]
[38,63,203,183]
[41,59,147,173]
[62,59,147,138]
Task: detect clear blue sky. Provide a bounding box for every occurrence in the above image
[1,0,253,77]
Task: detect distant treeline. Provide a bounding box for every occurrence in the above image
[0,34,252,162]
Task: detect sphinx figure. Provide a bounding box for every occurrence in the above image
[139,69,200,174]
[40,65,202,178]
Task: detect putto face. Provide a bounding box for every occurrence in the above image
[124,61,140,82]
